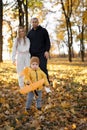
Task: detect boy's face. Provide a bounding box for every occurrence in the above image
[31,62,39,70]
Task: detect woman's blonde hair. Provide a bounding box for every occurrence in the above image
[16,26,26,48]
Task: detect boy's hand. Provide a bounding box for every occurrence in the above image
[26,81,30,85]
[45,86,52,93]
[13,61,16,66]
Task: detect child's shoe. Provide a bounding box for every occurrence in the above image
[24,109,29,115]
[37,107,41,111]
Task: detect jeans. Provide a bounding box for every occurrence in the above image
[26,90,42,109]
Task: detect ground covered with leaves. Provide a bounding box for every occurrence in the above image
[0,58,87,130]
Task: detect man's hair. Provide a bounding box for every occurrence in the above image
[32,17,38,21]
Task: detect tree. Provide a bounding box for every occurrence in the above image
[60,0,73,62]
[25,0,28,33]
[17,0,25,26]
[0,0,3,62]
[16,0,43,33]
[76,0,87,61]
[72,0,87,61]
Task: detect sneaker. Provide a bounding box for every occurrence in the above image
[37,108,41,111]
[34,94,38,99]
[26,108,30,111]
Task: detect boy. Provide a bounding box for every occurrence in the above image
[20,56,49,111]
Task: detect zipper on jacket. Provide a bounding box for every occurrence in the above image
[35,70,38,81]
[34,70,38,96]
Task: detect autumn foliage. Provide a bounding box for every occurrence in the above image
[0,58,87,130]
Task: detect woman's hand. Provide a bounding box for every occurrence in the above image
[13,61,16,66]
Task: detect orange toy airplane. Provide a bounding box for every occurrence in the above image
[19,79,44,94]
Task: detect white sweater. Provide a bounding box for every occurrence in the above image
[12,37,30,62]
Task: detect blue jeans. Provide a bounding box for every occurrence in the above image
[26,90,42,109]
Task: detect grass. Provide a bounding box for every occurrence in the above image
[0,58,87,130]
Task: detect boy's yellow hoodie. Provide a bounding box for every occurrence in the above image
[21,67,49,90]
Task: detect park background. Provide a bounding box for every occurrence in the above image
[0,0,87,62]
[0,0,87,130]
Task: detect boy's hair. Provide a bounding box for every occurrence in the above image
[30,56,40,65]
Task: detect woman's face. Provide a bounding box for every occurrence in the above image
[19,28,25,38]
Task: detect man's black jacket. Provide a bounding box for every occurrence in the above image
[27,25,51,55]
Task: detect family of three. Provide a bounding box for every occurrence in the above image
[12,18,51,112]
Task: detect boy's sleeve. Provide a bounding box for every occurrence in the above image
[22,67,29,75]
[41,70,49,86]
[21,67,32,84]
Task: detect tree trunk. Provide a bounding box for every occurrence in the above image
[67,18,72,62]
[60,0,73,62]
[78,25,85,62]
[81,25,85,62]
[17,0,24,26]
[0,0,3,62]
[25,0,28,34]
[68,45,72,62]
[80,40,85,62]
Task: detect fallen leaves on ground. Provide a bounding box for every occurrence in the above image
[0,59,87,130]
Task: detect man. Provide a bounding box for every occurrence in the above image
[27,18,51,82]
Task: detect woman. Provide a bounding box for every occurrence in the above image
[12,26,31,88]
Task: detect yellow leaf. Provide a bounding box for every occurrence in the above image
[72,123,76,129]
[82,11,87,24]
[3,125,14,130]
[0,98,5,103]
[77,86,82,91]
[57,32,64,40]
[4,103,10,109]
[53,79,58,88]
[61,101,71,108]
[29,119,40,128]
[70,108,76,114]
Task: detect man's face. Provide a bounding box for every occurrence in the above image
[32,19,39,29]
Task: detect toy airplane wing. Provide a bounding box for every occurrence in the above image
[19,79,44,94]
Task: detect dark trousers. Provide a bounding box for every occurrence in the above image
[31,53,49,82]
